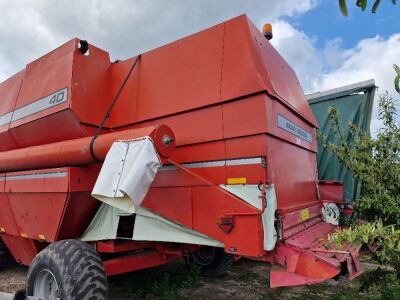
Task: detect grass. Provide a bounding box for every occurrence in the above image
[109,263,200,300]
[331,270,400,300]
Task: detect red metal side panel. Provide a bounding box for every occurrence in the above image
[56,192,100,240]
[56,166,102,239]
[172,141,226,163]
[108,21,224,127]
[225,135,267,159]
[68,165,101,192]
[319,181,344,201]
[0,175,19,236]
[5,168,69,242]
[0,71,25,151]
[0,234,38,265]
[222,95,268,139]
[1,167,101,242]
[220,15,270,101]
[25,39,77,75]
[8,110,92,150]
[123,104,225,148]
[266,136,318,210]
[192,187,264,257]
[8,193,67,242]
[143,187,193,228]
[10,55,72,129]
[71,43,112,126]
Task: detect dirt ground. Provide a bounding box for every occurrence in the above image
[0,258,380,300]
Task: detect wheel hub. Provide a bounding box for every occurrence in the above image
[33,269,60,300]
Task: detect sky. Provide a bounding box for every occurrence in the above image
[0,0,399,133]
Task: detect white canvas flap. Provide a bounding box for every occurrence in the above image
[91,137,161,213]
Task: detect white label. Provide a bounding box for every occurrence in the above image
[277,114,312,143]
[11,87,68,122]
[0,87,69,127]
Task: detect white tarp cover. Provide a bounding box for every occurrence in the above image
[81,203,223,247]
[91,138,161,213]
[220,184,277,251]
[83,138,223,247]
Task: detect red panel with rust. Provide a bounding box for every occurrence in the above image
[8,192,68,242]
[0,167,101,243]
[2,168,69,241]
[0,176,19,236]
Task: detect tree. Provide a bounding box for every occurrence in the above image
[323,69,400,276]
[319,92,400,224]
[339,0,397,16]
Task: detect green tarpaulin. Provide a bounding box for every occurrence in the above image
[307,80,376,201]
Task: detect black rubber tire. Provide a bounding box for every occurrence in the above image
[0,239,12,270]
[26,239,108,300]
[187,247,234,277]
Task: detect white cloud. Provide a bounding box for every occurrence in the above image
[270,20,400,133]
[0,0,318,79]
[271,20,324,93]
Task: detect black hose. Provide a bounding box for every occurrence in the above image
[89,54,142,161]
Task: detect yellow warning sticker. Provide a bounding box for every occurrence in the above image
[300,208,310,221]
[38,234,46,241]
[227,178,247,185]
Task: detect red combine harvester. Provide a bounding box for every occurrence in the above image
[0,15,361,299]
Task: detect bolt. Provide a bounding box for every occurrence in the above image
[162,135,174,146]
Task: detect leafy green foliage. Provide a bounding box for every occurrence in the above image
[395,64,400,93]
[319,92,400,224]
[330,221,400,275]
[357,0,368,11]
[339,0,397,15]
[322,90,400,278]
[340,0,349,16]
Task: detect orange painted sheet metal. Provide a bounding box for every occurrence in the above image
[0,15,316,155]
[0,125,174,173]
[107,14,317,128]
[0,39,112,151]
[0,234,39,265]
[0,167,100,243]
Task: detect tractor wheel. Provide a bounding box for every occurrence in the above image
[0,239,12,270]
[186,246,234,277]
[26,239,108,300]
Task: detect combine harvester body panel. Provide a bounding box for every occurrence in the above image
[0,15,361,289]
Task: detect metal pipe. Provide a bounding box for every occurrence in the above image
[0,124,175,173]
